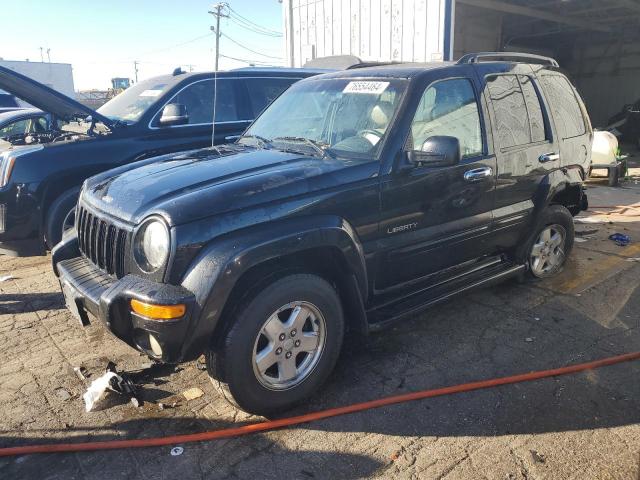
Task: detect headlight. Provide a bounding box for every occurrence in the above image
[134,218,170,271]
[0,145,43,188]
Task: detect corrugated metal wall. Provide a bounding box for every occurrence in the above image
[283,0,449,67]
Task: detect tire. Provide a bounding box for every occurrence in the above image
[45,189,79,250]
[520,205,574,280]
[207,274,344,415]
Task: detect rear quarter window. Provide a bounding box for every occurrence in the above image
[539,74,586,139]
[243,78,298,117]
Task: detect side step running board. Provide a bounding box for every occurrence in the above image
[369,264,526,331]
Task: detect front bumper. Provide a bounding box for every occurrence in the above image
[53,238,198,363]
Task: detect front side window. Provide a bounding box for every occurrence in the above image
[410,78,483,158]
[539,74,586,139]
[243,78,297,117]
[244,78,407,158]
[0,119,30,138]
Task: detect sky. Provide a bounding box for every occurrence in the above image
[0,0,285,90]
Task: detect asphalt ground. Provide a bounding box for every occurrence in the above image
[1,164,639,479]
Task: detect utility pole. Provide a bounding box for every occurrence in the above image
[133,60,139,83]
[39,47,44,62]
[209,2,228,71]
[46,48,51,63]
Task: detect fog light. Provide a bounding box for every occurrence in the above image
[149,334,163,357]
[131,299,185,320]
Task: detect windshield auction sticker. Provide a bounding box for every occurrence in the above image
[343,81,389,94]
[139,89,163,97]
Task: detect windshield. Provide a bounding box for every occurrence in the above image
[243,78,407,158]
[97,79,170,124]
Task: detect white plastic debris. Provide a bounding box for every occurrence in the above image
[0,275,15,282]
[170,446,184,456]
[83,371,119,412]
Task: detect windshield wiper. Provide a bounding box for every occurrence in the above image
[271,136,335,159]
[237,134,272,149]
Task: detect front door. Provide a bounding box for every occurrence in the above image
[376,75,496,291]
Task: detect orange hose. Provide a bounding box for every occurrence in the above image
[1,351,639,457]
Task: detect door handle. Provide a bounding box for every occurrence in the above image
[463,166,493,182]
[539,152,560,163]
[225,135,241,141]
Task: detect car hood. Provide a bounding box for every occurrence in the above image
[0,66,114,126]
[83,147,357,225]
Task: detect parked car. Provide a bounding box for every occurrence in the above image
[0,66,324,256]
[53,52,592,414]
[0,108,55,143]
[0,90,21,113]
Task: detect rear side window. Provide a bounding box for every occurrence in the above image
[519,76,546,143]
[487,74,547,149]
[410,78,483,159]
[243,78,297,117]
[539,74,585,139]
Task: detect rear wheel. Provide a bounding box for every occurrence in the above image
[45,189,79,250]
[207,274,344,415]
[521,205,574,279]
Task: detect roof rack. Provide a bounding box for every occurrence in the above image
[303,55,401,70]
[456,52,559,67]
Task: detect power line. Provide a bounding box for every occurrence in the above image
[220,32,283,59]
[226,6,282,36]
[227,16,282,37]
[219,53,284,66]
[133,33,214,58]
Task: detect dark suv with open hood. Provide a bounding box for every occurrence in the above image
[54,53,592,414]
[0,66,322,256]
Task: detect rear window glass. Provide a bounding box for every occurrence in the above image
[519,75,546,143]
[539,74,585,139]
[487,75,531,149]
[243,78,297,117]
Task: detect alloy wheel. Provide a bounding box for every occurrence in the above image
[529,224,566,277]
[252,301,326,390]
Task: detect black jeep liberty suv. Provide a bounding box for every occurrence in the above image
[53,53,591,414]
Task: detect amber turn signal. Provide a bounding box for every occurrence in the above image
[130,299,186,320]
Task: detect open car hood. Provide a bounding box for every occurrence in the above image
[0,65,114,127]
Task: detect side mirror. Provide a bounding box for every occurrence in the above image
[407,135,461,167]
[159,103,189,126]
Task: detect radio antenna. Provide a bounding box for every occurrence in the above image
[209,2,228,149]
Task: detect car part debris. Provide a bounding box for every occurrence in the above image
[609,233,631,246]
[55,388,72,401]
[158,401,178,411]
[83,362,141,412]
[73,366,89,381]
[182,387,204,401]
[170,446,184,456]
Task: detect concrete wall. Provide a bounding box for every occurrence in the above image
[0,61,75,100]
[283,0,450,67]
[566,43,640,128]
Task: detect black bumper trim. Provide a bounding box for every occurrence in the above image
[57,256,197,362]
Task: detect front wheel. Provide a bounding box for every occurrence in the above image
[207,274,345,415]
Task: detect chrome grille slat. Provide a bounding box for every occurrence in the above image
[76,203,130,278]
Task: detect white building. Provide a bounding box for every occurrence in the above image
[0,60,75,99]
[282,0,640,127]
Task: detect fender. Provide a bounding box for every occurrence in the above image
[177,215,367,360]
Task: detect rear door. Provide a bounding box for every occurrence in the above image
[537,72,592,174]
[477,64,560,249]
[377,72,496,291]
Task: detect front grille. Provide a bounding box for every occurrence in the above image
[76,203,130,278]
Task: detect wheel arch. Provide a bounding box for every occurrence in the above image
[178,216,369,360]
